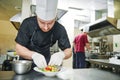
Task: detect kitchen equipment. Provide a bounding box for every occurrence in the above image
[2,51,19,71]
[12,60,32,74]
[7,51,19,61]
[10,7,67,30]
[109,53,120,65]
[82,17,120,38]
[80,0,120,38]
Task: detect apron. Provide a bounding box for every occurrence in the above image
[20,28,54,68]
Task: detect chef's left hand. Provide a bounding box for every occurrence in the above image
[48,51,65,66]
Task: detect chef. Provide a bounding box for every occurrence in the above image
[15,0,72,69]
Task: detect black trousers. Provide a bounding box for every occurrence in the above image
[73,52,86,68]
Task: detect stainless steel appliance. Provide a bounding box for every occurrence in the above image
[81,0,120,38]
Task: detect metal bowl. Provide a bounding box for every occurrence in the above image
[12,60,32,74]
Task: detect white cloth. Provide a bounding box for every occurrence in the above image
[36,0,58,20]
[48,51,65,66]
[32,52,47,68]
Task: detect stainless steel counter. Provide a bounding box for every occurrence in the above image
[0,68,120,80]
[74,68,120,80]
[87,59,120,72]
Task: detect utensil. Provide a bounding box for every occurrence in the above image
[12,60,32,74]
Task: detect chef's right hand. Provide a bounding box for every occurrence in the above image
[32,52,47,68]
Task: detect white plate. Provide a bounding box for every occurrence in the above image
[33,67,59,77]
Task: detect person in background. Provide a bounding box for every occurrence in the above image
[15,0,72,69]
[73,28,91,68]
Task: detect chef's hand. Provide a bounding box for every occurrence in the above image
[32,52,47,68]
[48,51,65,66]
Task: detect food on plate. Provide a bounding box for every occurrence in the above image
[40,65,60,72]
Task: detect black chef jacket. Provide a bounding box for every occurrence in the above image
[15,16,71,65]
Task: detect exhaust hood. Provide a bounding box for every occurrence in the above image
[87,17,120,38]
[10,9,67,30]
[10,13,21,30]
[83,0,120,38]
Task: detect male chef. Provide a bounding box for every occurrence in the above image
[15,0,72,68]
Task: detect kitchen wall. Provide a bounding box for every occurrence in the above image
[0,20,17,54]
[0,0,21,21]
[0,0,20,54]
[58,10,74,68]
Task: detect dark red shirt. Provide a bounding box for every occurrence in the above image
[74,33,88,53]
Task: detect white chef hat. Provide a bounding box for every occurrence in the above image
[36,0,58,21]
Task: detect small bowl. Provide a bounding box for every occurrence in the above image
[34,67,58,77]
[12,60,32,74]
